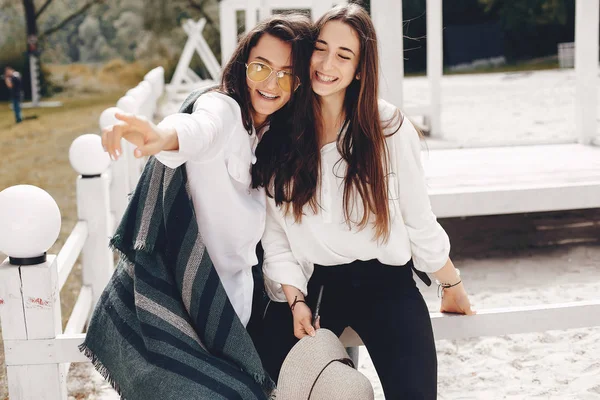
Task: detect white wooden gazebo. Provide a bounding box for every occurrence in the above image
[218,0,600,219]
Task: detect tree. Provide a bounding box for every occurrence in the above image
[20,0,106,46]
[477,0,573,61]
[478,0,568,29]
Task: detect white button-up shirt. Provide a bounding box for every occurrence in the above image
[155,92,266,326]
[262,99,450,302]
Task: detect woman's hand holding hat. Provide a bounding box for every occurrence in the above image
[292,302,318,339]
[283,284,320,339]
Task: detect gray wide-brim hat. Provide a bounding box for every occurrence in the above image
[276,329,374,400]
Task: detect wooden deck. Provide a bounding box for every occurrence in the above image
[424,143,600,218]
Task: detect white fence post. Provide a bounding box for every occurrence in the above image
[69,134,114,308]
[115,96,145,191]
[100,107,131,225]
[427,0,443,138]
[0,185,67,399]
[144,66,165,108]
[219,3,238,66]
[371,0,404,109]
[574,0,600,145]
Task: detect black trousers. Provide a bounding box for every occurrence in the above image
[257,259,437,400]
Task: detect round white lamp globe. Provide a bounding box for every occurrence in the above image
[127,84,150,101]
[136,81,153,99]
[116,96,138,114]
[69,134,111,176]
[0,185,61,260]
[99,107,123,130]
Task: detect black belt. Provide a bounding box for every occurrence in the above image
[411,265,432,286]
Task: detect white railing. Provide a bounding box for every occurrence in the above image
[0,134,112,399]
[0,67,164,400]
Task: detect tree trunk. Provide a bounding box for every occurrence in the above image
[22,0,39,53]
[22,0,38,37]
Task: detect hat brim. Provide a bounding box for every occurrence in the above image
[277,329,366,399]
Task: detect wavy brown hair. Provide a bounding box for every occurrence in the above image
[219,14,314,134]
[254,3,401,242]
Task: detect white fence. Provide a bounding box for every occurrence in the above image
[1,64,600,399]
[0,67,164,400]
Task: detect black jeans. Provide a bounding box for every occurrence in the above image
[257,259,437,400]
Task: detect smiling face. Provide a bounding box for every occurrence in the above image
[310,20,361,101]
[246,33,294,127]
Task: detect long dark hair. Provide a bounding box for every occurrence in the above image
[219,14,314,134]
[255,4,401,242]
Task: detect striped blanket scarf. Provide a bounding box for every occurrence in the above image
[80,90,274,399]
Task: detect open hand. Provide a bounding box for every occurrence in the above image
[101,113,177,160]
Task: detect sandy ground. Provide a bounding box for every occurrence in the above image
[359,245,600,400]
[2,68,599,399]
[401,68,600,147]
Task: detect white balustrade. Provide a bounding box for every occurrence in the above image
[0,186,67,399]
[69,134,115,306]
[0,132,113,400]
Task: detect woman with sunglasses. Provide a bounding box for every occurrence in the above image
[99,14,313,398]
[253,4,475,399]
[102,14,310,329]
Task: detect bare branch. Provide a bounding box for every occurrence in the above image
[38,0,104,40]
[35,0,54,19]
[187,0,209,11]
[186,0,219,32]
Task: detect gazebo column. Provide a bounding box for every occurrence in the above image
[575,0,599,145]
[427,0,443,138]
[245,0,259,31]
[311,0,334,21]
[219,2,237,66]
[371,0,404,108]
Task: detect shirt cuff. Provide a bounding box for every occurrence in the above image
[410,223,451,273]
[263,260,312,302]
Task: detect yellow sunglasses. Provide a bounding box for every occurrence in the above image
[245,61,301,93]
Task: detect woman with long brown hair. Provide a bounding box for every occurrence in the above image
[254,4,475,398]
[94,14,313,399]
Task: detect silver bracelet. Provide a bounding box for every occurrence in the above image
[436,268,461,298]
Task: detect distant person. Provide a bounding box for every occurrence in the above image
[4,66,23,123]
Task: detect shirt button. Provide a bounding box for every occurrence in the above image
[251,155,257,164]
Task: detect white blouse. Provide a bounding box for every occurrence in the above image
[154,92,266,326]
[262,99,450,302]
